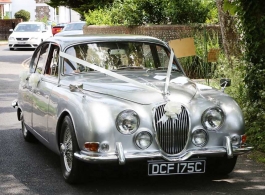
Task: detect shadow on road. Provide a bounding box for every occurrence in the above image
[0,128,264,194]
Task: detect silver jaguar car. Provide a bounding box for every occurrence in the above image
[12,34,252,183]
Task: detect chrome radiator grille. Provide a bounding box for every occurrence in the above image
[154,104,189,154]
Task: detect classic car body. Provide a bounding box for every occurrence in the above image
[12,35,252,183]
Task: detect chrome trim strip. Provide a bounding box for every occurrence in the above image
[116,142,126,165]
[74,146,253,164]
[225,136,234,158]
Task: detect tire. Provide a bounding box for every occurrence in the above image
[60,115,84,184]
[21,113,36,142]
[206,156,238,175]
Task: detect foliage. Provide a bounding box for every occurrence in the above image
[47,0,114,19]
[166,0,211,24]
[85,0,217,26]
[14,10,30,21]
[36,16,48,24]
[205,1,219,24]
[179,28,220,79]
[4,14,10,19]
[219,0,265,152]
[248,151,265,165]
[85,8,113,25]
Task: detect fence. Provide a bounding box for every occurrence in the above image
[83,24,221,42]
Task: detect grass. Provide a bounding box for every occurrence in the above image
[247,150,265,165]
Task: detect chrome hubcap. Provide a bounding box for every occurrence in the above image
[62,127,73,172]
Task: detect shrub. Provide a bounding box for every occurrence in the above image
[14,10,30,21]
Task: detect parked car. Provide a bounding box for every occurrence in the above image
[8,22,52,50]
[12,35,253,184]
[54,21,85,37]
[52,23,67,36]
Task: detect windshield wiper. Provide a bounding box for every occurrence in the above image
[117,66,145,70]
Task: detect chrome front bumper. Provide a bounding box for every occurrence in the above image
[74,136,253,165]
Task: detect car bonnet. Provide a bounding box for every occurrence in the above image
[63,74,198,105]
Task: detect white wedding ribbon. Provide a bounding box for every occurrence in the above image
[164,49,174,94]
[59,51,162,94]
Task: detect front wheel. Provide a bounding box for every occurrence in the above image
[206,156,238,175]
[60,115,84,184]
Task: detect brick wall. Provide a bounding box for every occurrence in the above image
[0,19,22,40]
[83,25,221,42]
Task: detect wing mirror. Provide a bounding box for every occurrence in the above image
[9,29,14,32]
[220,78,231,92]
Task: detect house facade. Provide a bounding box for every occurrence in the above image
[0,0,11,19]
[1,0,80,23]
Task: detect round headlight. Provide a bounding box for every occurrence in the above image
[135,131,153,149]
[116,110,140,134]
[192,129,208,147]
[201,107,225,131]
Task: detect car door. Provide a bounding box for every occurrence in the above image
[19,47,42,129]
[31,43,51,142]
[41,44,60,143]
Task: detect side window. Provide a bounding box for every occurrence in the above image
[44,44,60,77]
[35,44,50,74]
[30,48,41,72]
[143,44,156,68]
[156,46,169,68]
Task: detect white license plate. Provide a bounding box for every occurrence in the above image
[148,160,206,175]
[18,42,26,44]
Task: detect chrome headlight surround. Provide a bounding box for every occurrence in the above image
[192,129,208,147]
[134,131,153,149]
[116,110,140,134]
[201,107,225,131]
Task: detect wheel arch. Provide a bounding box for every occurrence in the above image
[56,110,71,150]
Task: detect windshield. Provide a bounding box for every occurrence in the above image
[14,24,42,32]
[62,42,179,75]
[63,23,85,31]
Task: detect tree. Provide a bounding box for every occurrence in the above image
[47,0,114,19]
[216,0,240,61]
[222,0,265,151]
[85,0,215,25]
[14,10,30,21]
[166,0,211,24]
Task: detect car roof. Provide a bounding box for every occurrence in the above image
[18,22,44,24]
[47,34,167,50]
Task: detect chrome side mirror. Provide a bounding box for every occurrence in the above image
[220,78,231,92]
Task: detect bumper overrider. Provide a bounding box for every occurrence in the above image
[74,136,253,165]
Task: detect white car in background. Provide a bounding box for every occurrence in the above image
[54,21,85,37]
[8,22,52,50]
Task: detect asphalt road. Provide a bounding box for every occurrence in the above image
[0,44,265,195]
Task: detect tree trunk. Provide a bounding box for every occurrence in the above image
[216,0,240,60]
